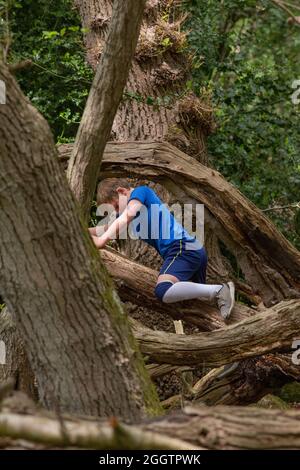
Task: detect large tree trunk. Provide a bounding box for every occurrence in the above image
[75,0,212,163]
[0,62,161,420]
[67,0,146,218]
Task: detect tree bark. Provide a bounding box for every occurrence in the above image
[2,403,300,449]
[0,308,36,399]
[0,63,161,420]
[59,141,300,307]
[141,405,300,449]
[0,409,200,450]
[75,0,212,163]
[132,299,300,366]
[67,0,146,218]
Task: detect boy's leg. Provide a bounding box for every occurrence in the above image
[155,246,235,319]
[156,275,222,302]
[156,276,235,319]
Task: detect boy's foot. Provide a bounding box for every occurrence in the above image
[216,282,235,319]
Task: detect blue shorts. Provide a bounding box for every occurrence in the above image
[159,240,208,284]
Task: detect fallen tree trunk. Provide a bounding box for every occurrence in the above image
[142,405,300,449]
[0,411,199,450]
[58,141,300,307]
[146,363,193,380]
[190,354,300,406]
[132,299,300,366]
[2,403,300,449]
[101,249,300,405]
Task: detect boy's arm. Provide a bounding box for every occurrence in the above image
[88,227,97,236]
[88,225,108,237]
[92,199,142,249]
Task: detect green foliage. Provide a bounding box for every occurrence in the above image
[185,0,300,248]
[278,382,300,403]
[3,0,93,141]
[255,393,290,410]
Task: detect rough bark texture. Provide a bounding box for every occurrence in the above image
[2,403,300,449]
[59,141,300,307]
[75,0,212,163]
[0,308,36,399]
[133,299,300,366]
[142,405,300,449]
[0,408,200,450]
[0,63,161,420]
[67,0,146,218]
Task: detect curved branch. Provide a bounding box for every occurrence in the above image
[58,141,300,307]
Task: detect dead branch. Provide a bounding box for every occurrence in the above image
[0,412,200,450]
[162,353,300,408]
[2,403,300,449]
[132,299,300,366]
[141,404,300,449]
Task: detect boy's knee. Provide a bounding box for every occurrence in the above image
[155,281,173,302]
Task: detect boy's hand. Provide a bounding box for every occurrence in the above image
[92,235,107,249]
[89,199,142,250]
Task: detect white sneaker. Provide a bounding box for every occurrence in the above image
[216,281,235,319]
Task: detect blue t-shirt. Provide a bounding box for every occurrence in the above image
[128,186,197,258]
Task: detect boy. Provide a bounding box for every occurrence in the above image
[89,179,235,319]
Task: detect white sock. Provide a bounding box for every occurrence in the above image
[162,281,223,304]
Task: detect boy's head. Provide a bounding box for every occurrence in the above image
[97,178,132,213]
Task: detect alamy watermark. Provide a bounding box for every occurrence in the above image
[0,340,6,365]
[292,340,300,365]
[95,197,205,249]
[0,79,6,104]
[291,79,300,105]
